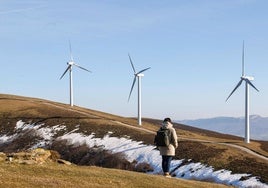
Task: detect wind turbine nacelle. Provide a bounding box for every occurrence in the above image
[67,61,74,65]
[137,73,144,77]
[241,76,254,81]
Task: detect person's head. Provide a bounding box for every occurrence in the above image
[163,117,171,123]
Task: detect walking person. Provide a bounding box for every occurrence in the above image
[155,118,178,177]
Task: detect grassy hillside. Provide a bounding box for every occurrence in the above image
[0,162,229,188]
[0,94,268,186]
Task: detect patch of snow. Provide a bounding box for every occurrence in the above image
[1,121,67,148]
[15,120,25,130]
[0,135,12,143]
[15,120,43,131]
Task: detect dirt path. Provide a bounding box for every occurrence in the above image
[180,136,268,162]
[219,142,268,161]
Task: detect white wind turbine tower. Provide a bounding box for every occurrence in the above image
[128,54,151,126]
[60,41,91,106]
[226,41,259,143]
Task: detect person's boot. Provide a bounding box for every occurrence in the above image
[164,172,171,178]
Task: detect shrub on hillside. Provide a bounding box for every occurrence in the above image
[134,162,154,173]
[50,139,136,171]
[0,129,42,153]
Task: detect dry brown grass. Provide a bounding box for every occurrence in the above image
[0,162,230,188]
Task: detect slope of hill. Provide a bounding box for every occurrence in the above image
[0,161,231,188]
[0,94,268,188]
[177,115,268,141]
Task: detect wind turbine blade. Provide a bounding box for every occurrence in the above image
[128,77,136,102]
[128,54,136,73]
[247,80,259,92]
[60,65,71,79]
[69,40,74,61]
[242,40,245,76]
[73,63,92,73]
[137,67,151,74]
[226,79,243,101]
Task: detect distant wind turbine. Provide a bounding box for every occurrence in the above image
[128,54,151,126]
[226,41,259,143]
[60,41,91,106]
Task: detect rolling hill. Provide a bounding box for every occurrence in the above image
[0,94,268,187]
[178,115,268,141]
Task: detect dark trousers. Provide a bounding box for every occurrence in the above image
[162,155,172,173]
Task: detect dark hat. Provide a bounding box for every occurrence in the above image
[163,118,171,123]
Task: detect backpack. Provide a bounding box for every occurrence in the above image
[154,128,171,147]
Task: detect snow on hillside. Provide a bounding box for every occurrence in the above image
[0,120,267,188]
[177,115,268,141]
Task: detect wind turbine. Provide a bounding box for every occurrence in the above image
[128,54,151,126]
[226,41,259,143]
[60,41,91,106]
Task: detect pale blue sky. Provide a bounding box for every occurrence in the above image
[1,0,268,120]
